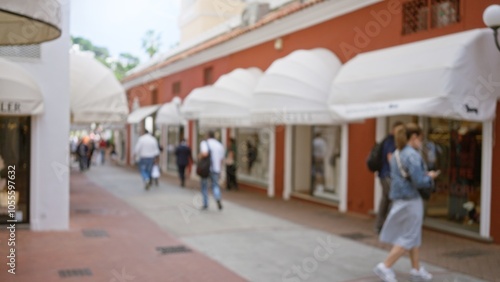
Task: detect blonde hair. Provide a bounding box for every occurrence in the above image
[395,123,422,150]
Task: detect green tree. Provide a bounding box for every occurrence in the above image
[142,30,162,58]
[113,53,140,80]
[71,36,140,80]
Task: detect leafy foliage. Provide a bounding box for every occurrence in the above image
[142,30,162,58]
[71,36,140,80]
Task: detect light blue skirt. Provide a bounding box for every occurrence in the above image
[380,196,424,250]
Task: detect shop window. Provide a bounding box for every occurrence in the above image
[311,126,342,200]
[166,126,184,172]
[172,81,181,96]
[203,67,213,85]
[402,0,460,35]
[0,117,30,224]
[235,128,270,185]
[423,118,482,233]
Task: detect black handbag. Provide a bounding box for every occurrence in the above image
[196,142,211,178]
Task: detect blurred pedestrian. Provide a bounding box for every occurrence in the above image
[134,130,160,190]
[225,138,238,190]
[77,137,90,172]
[175,139,192,187]
[99,138,107,165]
[375,121,404,234]
[373,123,440,282]
[87,139,95,169]
[151,157,161,187]
[199,130,224,210]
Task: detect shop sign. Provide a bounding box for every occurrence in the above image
[0,102,21,114]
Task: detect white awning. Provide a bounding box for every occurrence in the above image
[199,68,263,127]
[252,48,343,125]
[156,97,185,126]
[0,57,43,116]
[0,0,62,45]
[70,51,129,124]
[180,86,215,120]
[127,104,160,124]
[330,29,500,122]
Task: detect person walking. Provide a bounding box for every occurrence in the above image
[225,138,238,190]
[134,130,160,190]
[87,139,95,170]
[373,123,440,282]
[151,157,161,187]
[375,121,403,234]
[199,130,225,210]
[76,137,90,172]
[175,139,192,187]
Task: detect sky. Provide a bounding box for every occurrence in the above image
[70,0,181,63]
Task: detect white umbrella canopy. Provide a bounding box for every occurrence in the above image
[0,57,43,115]
[252,48,343,125]
[0,0,62,45]
[200,68,263,127]
[156,97,184,126]
[70,51,129,124]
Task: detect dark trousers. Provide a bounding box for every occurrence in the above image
[79,156,88,171]
[375,177,392,232]
[178,164,187,186]
[226,165,238,190]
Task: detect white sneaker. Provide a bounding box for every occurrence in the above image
[373,263,398,282]
[410,266,433,281]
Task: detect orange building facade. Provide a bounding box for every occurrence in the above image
[123,0,500,243]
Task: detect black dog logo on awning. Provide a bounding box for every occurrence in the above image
[465,104,478,114]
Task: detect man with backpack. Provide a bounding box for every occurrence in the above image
[198,130,225,210]
[374,121,403,234]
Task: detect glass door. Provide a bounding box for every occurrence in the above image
[0,117,30,224]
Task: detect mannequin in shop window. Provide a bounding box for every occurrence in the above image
[246,136,258,174]
[449,124,482,225]
[312,132,327,195]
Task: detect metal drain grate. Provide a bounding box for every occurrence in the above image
[82,229,109,238]
[443,249,488,259]
[156,245,192,255]
[58,268,92,278]
[340,232,372,241]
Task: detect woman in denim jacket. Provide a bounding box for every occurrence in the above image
[373,123,440,282]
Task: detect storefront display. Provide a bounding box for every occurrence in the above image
[424,118,482,233]
[166,126,184,172]
[235,128,270,185]
[0,117,30,223]
[311,126,342,200]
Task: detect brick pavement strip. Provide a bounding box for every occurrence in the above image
[162,172,500,282]
[0,172,245,282]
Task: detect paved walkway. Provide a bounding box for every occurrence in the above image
[0,163,497,281]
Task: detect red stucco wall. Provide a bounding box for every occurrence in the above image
[347,120,377,214]
[274,126,286,198]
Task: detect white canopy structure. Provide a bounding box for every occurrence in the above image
[199,68,263,127]
[156,97,184,126]
[0,0,62,45]
[0,58,43,115]
[180,86,215,120]
[127,104,161,124]
[252,48,343,125]
[70,51,129,124]
[329,29,500,122]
